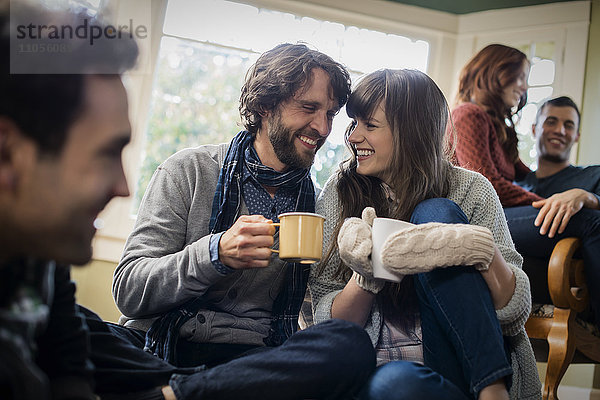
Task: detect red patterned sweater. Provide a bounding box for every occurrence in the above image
[450,102,543,207]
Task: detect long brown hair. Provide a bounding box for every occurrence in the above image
[321,69,452,331]
[455,44,529,163]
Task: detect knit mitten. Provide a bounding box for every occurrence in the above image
[352,271,385,294]
[338,207,384,294]
[380,223,495,275]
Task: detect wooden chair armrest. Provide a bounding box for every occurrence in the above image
[548,237,588,311]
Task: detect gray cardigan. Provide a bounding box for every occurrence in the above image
[113,143,287,346]
[310,166,542,400]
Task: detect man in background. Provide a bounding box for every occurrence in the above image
[504,96,600,326]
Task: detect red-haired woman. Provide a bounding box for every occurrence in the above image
[450,44,540,207]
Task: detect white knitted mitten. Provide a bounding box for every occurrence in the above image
[352,271,385,295]
[338,207,385,294]
[380,223,495,275]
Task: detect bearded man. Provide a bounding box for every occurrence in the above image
[102,43,375,399]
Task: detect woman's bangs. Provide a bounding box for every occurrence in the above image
[347,80,382,121]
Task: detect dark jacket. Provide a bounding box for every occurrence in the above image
[0,260,95,400]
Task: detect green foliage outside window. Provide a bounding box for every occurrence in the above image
[134,38,254,210]
[133,37,350,211]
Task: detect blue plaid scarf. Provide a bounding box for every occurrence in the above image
[145,130,315,363]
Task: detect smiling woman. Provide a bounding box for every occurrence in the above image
[309,68,540,400]
[347,102,394,181]
[449,43,544,208]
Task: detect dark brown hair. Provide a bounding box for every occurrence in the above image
[536,96,580,130]
[239,43,351,134]
[0,5,138,156]
[321,69,452,331]
[455,44,529,163]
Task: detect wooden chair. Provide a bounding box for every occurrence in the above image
[524,237,600,400]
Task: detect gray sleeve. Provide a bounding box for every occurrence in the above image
[469,175,531,336]
[112,160,225,319]
[309,175,346,318]
[309,175,381,345]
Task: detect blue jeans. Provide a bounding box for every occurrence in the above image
[358,361,471,400]
[82,307,376,399]
[169,318,375,399]
[360,198,512,400]
[504,205,600,324]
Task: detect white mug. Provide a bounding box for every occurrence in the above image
[371,217,414,282]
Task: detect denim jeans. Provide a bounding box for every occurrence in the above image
[504,205,600,324]
[360,198,512,400]
[82,306,375,399]
[358,361,470,400]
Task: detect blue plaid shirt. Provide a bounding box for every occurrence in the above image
[209,162,297,274]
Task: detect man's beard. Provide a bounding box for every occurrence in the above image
[268,111,323,170]
[540,152,568,164]
[539,142,571,164]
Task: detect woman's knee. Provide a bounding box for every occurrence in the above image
[361,362,433,399]
[410,198,468,224]
[361,362,470,400]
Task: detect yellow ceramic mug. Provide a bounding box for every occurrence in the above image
[271,212,325,264]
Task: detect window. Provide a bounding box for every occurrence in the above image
[133,0,430,211]
[515,41,557,169]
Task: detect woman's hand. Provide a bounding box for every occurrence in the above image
[337,207,385,294]
[332,207,382,326]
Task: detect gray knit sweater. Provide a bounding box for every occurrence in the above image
[310,166,541,400]
[113,143,287,346]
